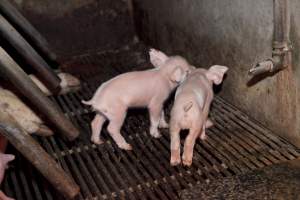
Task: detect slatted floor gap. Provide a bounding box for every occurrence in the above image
[2,53,300,200]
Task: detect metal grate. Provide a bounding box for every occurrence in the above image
[2,52,300,200]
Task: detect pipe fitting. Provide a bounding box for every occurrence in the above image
[248,54,285,76]
[249,0,292,78]
[249,60,274,76]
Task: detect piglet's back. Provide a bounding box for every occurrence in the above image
[87,69,161,106]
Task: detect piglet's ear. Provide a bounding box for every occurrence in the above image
[149,48,169,68]
[205,65,228,85]
[171,67,183,83]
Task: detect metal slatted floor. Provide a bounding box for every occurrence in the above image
[2,52,300,200]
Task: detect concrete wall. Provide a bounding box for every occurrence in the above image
[133,0,300,146]
[11,0,134,58]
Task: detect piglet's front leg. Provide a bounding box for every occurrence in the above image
[149,103,163,138]
[159,110,169,128]
[199,118,214,140]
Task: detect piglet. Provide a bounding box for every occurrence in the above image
[169,65,228,166]
[0,153,15,200]
[82,49,193,150]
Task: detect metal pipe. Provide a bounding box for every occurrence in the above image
[0,0,57,63]
[0,14,61,94]
[0,47,80,141]
[249,0,292,77]
[249,60,274,76]
[0,108,80,199]
[273,0,290,45]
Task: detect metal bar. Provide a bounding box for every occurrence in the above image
[125,129,179,200]
[10,170,24,200]
[203,135,244,173]
[0,14,61,93]
[47,137,85,200]
[206,131,250,173]
[211,112,277,165]
[110,141,159,200]
[214,98,296,160]
[3,176,14,199]
[18,160,35,200]
[211,117,266,168]
[89,145,123,198]
[209,127,257,170]
[0,109,80,199]
[215,97,300,157]
[196,140,240,175]
[96,144,137,200]
[193,142,233,177]
[55,138,93,199]
[29,171,46,200]
[0,0,57,63]
[123,134,173,200]
[102,142,146,200]
[0,48,80,141]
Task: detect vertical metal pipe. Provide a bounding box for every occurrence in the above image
[0,0,57,63]
[0,47,80,141]
[273,0,292,69]
[0,14,61,93]
[0,108,80,199]
[273,0,290,45]
[249,0,292,76]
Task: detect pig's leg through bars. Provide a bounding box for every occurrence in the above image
[182,127,201,166]
[0,190,14,200]
[91,114,106,144]
[159,110,169,128]
[107,109,132,150]
[199,118,213,140]
[170,125,181,166]
[148,104,163,138]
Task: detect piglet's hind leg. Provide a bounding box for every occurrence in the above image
[182,128,200,166]
[107,111,132,150]
[91,114,106,144]
[170,126,181,166]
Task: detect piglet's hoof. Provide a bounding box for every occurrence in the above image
[118,143,133,151]
[182,159,192,166]
[170,157,181,166]
[200,133,207,140]
[159,124,169,129]
[91,137,104,145]
[150,129,162,138]
[182,155,192,166]
[159,121,169,129]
